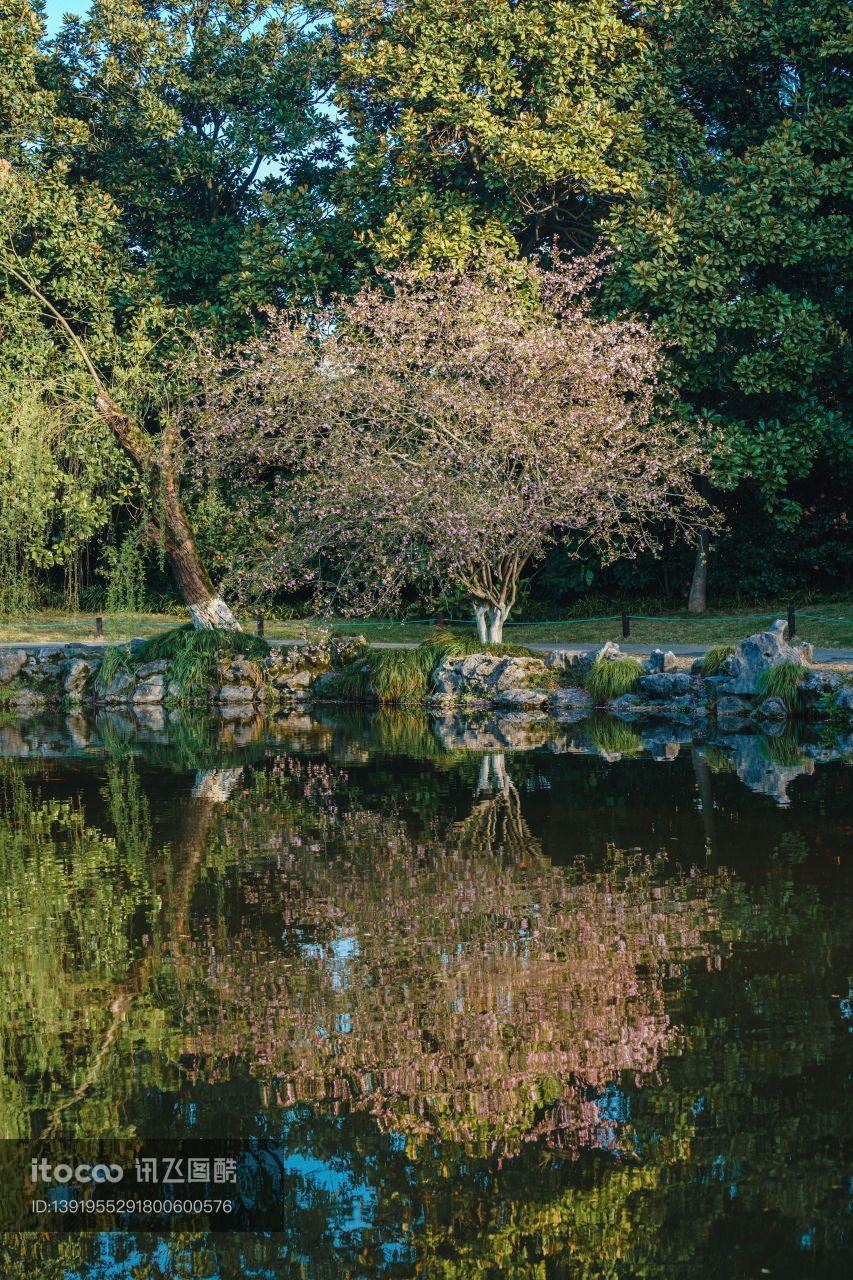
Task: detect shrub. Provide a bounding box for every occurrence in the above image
[758,662,807,714]
[699,645,735,676]
[585,656,643,703]
[324,646,434,704]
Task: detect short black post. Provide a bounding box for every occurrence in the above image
[621,612,630,640]
[256,614,265,639]
[94,615,104,638]
[787,603,796,641]
[434,611,446,628]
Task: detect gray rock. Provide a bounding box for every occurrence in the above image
[0,649,27,685]
[609,693,641,715]
[489,656,547,692]
[717,694,753,717]
[836,684,853,714]
[63,658,97,699]
[637,672,692,699]
[216,683,257,704]
[796,642,814,663]
[757,697,789,721]
[276,668,312,691]
[133,675,167,704]
[492,687,549,709]
[800,669,842,696]
[135,659,169,679]
[667,695,696,714]
[643,648,678,674]
[549,686,593,712]
[99,670,135,703]
[720,624,807,695]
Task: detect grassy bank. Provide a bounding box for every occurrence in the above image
[1,603,852,650]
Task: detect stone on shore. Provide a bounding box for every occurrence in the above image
[719,620,808,696]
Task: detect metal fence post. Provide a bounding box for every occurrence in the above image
[95,616,104,638]
[256,614,265,638]
[787,603,796,641]
[621,612,630,640]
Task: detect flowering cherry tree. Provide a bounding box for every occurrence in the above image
[191,255,711,641]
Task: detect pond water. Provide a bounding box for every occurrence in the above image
[0,709,851,1278]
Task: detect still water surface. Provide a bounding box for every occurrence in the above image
[0,710,850,1278]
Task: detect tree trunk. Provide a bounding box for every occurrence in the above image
[161,471,241,630]
[3,269,239,631]
[472,601,508,644]
[687,527,709,615]
[486,605,507,644]
[94,393,241,631]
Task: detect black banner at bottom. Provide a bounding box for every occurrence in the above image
[0,1139,287,1232]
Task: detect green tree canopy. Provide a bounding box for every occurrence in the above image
[54,0,347,326]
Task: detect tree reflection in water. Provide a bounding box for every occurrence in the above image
[173,751,732,1155]
[0,728,850,1279]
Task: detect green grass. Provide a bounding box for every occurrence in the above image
[323,646,434,704]
[3,602,853,650]
[699,644,736,676]
[585,656,644,703]
[758,662,807,714]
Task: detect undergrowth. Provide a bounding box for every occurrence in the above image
[585,656,643,703]
[699,645,735,676]
[758,662,807,714]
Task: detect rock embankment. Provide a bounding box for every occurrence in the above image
[0,620,850,730]
[0,636,362,715]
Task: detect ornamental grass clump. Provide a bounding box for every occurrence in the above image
[326,646,435,705]
[699,644,735,676]
[758,662,808,714]
[585,656,643,703]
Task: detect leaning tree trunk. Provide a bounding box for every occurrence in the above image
[3,266,240,631]
[95,393,241,631]
[687,527,709,615]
